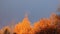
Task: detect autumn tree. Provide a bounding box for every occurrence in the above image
[2,26,11,34]
[0,30,3,34]
[14,14,32,34]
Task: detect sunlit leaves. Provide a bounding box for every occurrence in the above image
[0,13,60,34]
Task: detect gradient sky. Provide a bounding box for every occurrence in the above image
[0,0,59,28]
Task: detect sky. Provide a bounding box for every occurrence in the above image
[0,0,59,28]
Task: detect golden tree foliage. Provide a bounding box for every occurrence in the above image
[14,14,31,34]
[0,13,60,34]
[0,30,3,34]
[1,26,11,34]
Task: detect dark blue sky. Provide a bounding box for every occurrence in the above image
[0,0,59,28]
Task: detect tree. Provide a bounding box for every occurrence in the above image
[2,26,11,34]
[14,14,31,34]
